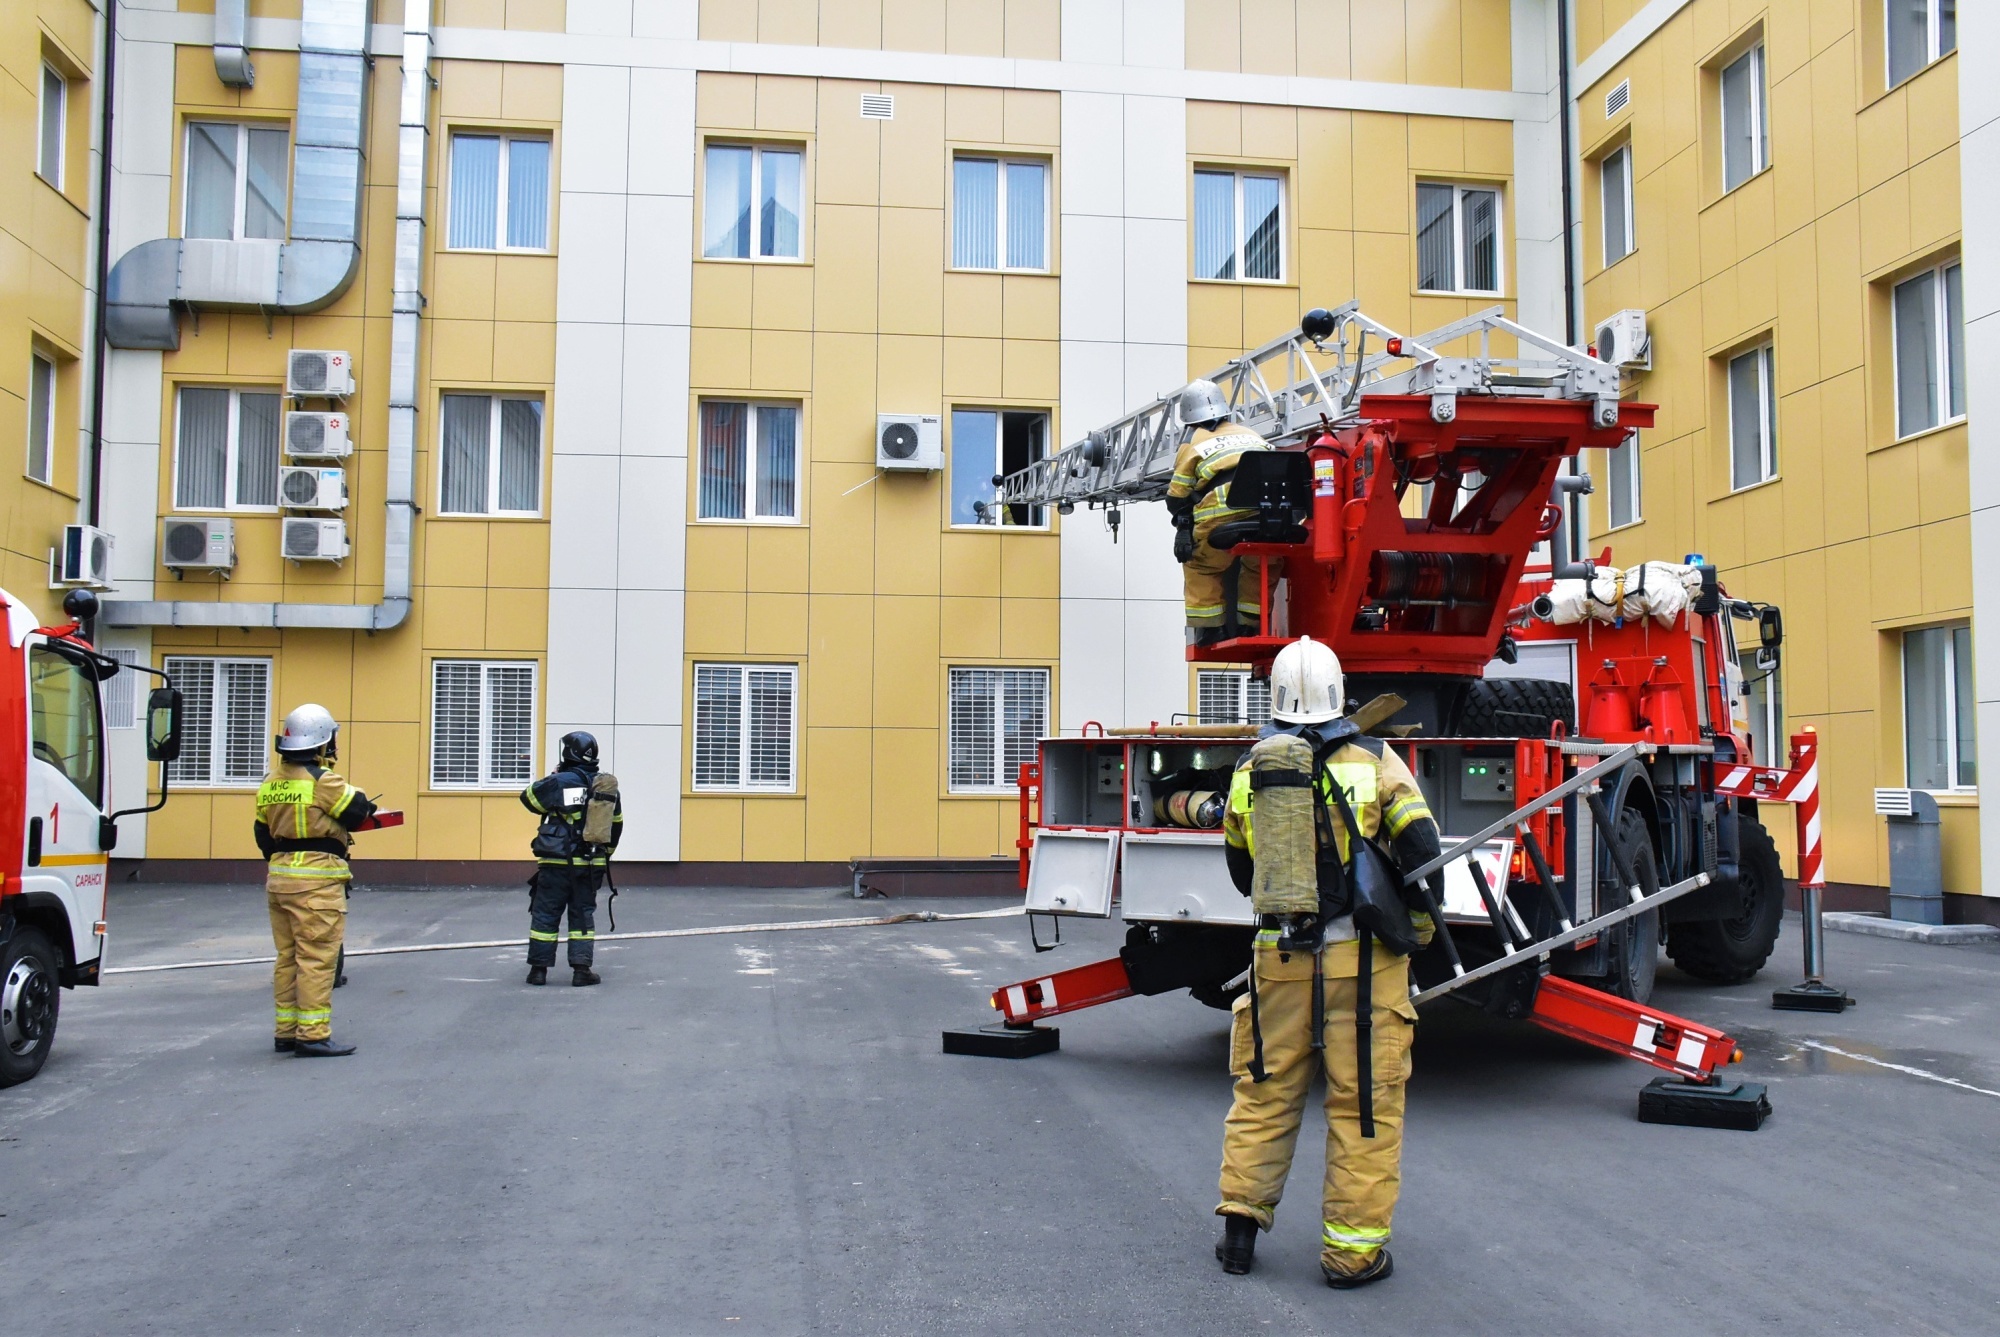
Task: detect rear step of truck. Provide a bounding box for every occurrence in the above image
[948,742,1771,1128]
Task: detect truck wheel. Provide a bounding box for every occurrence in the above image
[0,928,60,1088]
[1586,810,1659,1004]
[1667,816,1785,983]
[1452,678,1575,738]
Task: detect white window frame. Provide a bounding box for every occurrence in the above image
[1606,430,1642,529]
[951,156,1050,273]
[438,392,544,517]
[445,132,552,253]
[696,400,801,524]
[38,63,65,189]
[1902,624,1976,794]
[702,142,805,262]
[1601,145,1634,267]
[1193,168,1287,284]
[691,663,799,793]
[1727,344,1778,491]
[947,666,1050,793]
[1720,44,1769,193]
[162,655,272,789]
[1887,0,1956,89]
[1891,261,1965,440]
[1415,182,1505,296]
[27,353,55,485]
[172,385,281,513]
[428,659,539,790]
[182,120,289,242]
[1195,669,1272,727]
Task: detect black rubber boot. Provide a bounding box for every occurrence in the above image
[292,1037,357,1058]
[526,965,547,986]
[274,1037,295,1053]
[1323,1250,1393,1290]
[1215,1215,1258,1275]
[572,966,601,987]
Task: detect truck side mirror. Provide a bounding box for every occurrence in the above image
[1758,605,1783,651]
[146,686,184,764]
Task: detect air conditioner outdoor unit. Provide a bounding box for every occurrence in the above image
[1594,309,1650,370]
[161,517,235,572]
[280,466,348,511]
[283,517,349,562]
[286,349,355,398]
[285,410,352,458]
[54,524,115,589]
[877,413,943,472]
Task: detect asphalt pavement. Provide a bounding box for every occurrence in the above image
[3,883,1998,1336]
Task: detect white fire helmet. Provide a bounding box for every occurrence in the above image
[1177,378,1231,428]
[1268,637,1345,725]
[276,702,338,755]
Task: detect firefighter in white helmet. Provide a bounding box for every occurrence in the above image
[1165,379,1273,646]
[253,704,377,1057]
[1212,637,1440,1287]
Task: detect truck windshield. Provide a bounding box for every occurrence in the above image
[30,644,103,805]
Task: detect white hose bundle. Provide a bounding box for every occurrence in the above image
[1538,562,1702,628]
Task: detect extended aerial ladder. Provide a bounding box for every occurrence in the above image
[949,303,1836,1126]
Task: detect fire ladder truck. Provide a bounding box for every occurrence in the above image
[948,304,1848,1126]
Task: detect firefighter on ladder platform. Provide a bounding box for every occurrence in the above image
[1166,379,1271,646]
[1213,637,1442,1288]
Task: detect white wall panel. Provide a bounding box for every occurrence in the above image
[1058,214,1125,343]
[552,195,628,323]
[611,589,685,723]
[546,453,621,589]
[1121,97,1185,220]
[1123,598,1189,723]
[615,456,687,590]
[621,322,692,456]
[1059,92,1124,216]
[1959,1,2000,897]
[1060,596,1126,729]
[627,68,698,196]
[551,321,625,453]
[116,40,176,177]
[1057,337,1126,451]
[1061,0,1123,66]
[607,724,682,858]
[1121,217,1188,345]
[623,194,693,322]
[560,67,631,193]
[1122,0,1184,69]
[631,0,697,41]
[545,587,620,719]
[565,0,634,40]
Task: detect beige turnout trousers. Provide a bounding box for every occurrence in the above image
[1217,934,1417,1271]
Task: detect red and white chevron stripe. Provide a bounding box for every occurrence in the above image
[1789,729,1823,889]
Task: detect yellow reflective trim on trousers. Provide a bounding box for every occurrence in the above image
[528,930,559,941]
[1254,928,1281,946]
[571,931,596,939]
[295,1009,331,1022]
[274,1008,298,1019]
[1324,1223,1391,1251]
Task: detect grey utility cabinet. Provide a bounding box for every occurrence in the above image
[1876,788,1944,924]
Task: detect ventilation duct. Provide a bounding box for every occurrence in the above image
[102,0,430,633]
[213,0,254,87]
[104,0,369,351]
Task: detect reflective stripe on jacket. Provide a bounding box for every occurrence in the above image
[1223,736,1431,861]
[1167,425,1269,526]
[255,762,362,881]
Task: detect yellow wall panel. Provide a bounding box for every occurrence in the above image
[877,209,946,335]
[804,726,873,858]
[806,594,875,727]
[679,797,744,859]
[750,328,814,392]
[941,532,1001,597]
[1001,88,1060,145]
[686,523,748,590]
[872,728,941,851]
[944,336,1003,399]
[746,526,812,594]
[494,256,558,323]
[685,591,749,654]
[881,0,947,53]
[690,327,753,389]
[945,0,1005,57]
[747,592,812,654]
[939,798,1003,856]
[742,797,808,861]
[945,86,1005,144]
[944,273,1002,337]
[1001,276,1058,340]
[485,587,549,652]
[757,0,819,46]
[492,320,555,382]
[697,71,757,128]
[809,332,878,461]
[939,595,1000,659]
[808,464,877,593]
[873,595,942,727]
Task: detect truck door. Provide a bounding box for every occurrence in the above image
[24,640,109,975]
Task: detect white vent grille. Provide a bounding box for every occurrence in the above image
[860,93,895,120]
[1605,79,1630,118]
[1196,669,1272,726]
[693,663,798,791]
[1875,788,1915,817]
[948,667,1048,791]
[430,660,537,789]
[104,648,138,729]
[164,656,271,786]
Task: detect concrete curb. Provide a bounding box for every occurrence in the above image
[1822,912,2000,945]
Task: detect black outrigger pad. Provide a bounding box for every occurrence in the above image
[1772,981,1854,1013]
[1637,1076,1771,1131]
[943,1023,1059,1058]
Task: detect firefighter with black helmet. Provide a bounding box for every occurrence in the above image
[521,731,622,987]
[255,703,377,1057]
[1211,637,1441,1288]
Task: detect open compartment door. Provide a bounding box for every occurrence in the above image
[1024,829,1119,917]
[1119,831,1253,927]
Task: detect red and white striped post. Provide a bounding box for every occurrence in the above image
[1774,725,1853,1011]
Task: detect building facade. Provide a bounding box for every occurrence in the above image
[2,0,1981,913]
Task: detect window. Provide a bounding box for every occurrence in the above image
[952,157,1047,271]
[1601,146,1634,266]
[1888,0,1956,88]
[430,660,537,789]
[175,386,280,510]
[1893,262,1965,438]
[697,401,798,522]
[29,645,103,804]
[446,133,550,251]
[691,663,798,792]
[1904,624,1975,791]
[163,656,271,787]
[950,409,1047,527]
[1416,183,1502,294]
[1606,431,1641,528]
[38,64,65,188]
[1193,169,1283,282]
[948,667,1049,791]
[184,122,289,241]
[1727,345,1777,490]
[1196,669,1272,727]
[703,143,802,260]
[440,394,543,516]
[1720,45,1768,192]
[1736,646,1782,768]
[27,353,55,485]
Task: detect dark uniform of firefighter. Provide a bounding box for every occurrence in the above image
[1212,637,1441,1288]
[521,731,622,987]
[1166,378,1272,644]
[255,704,376,1057]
